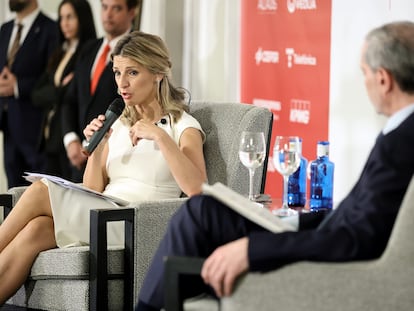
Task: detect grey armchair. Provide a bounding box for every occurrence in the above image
[164,174,414,311]
[0,101,273,310]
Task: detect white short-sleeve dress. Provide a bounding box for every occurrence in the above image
[44,111,204,247]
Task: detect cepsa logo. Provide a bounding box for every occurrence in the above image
[257,0,278,11]
[287,0,317,13]
[285,48,317,68]
[255,47,280,65]
[290,99,311,124]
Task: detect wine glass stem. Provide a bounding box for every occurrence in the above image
[248,168,255,200]
[282,175,289,209]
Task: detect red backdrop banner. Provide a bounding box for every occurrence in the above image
[240,0,332,199]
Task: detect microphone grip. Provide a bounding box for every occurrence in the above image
[82,110,119,156]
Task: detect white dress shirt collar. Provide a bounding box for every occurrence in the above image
[15,7,41,43]
[383,103,414,135]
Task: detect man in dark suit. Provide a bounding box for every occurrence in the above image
[0,0,58,188]
[136,21,414,311]
[61,0,138,182]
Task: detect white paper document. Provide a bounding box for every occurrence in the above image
[23,172,129,206]
[202,182,295,233]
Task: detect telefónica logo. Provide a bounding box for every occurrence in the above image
[285,48,317,68]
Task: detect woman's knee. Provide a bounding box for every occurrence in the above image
[24,181,49,200]
[18,181,52,216]
[17,217,55,248]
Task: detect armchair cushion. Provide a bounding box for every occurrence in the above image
[28,246,123,280]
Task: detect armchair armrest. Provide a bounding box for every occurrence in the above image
[164,256,205,311]
[133,198,187,297]
[0,193,13,219]
[90,208,135,311]
[1,186,28,219]
[7,186,28,203]
[163,256,382,311]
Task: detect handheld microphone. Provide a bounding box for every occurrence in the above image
[82,98,125,156]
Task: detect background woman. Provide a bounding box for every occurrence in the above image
[32,0,96,180]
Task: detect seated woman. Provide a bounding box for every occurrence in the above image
[0,31,207,304]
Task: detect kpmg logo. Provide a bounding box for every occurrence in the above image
[290,99,311,124]
[287,0,317,13]
[285,48,317,68]
[258,0,278,11]
[255,47,279,65]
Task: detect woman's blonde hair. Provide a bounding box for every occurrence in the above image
[111,31,188,126]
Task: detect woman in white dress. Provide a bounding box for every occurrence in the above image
[0,31,207,303]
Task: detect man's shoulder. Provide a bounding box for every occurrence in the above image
[82,37,104,50]
[36,11,58,26]
[0,19,14,32]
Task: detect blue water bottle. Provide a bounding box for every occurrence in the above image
[287,138,308,207]
[309,141,334,211]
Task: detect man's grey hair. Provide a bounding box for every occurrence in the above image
[365,21,414,94]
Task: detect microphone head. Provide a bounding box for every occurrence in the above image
[108,98,125,116]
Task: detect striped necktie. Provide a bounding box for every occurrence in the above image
[7,23,23,67]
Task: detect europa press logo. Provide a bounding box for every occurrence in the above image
[287,0,317,13]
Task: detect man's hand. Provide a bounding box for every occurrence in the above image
[0,67,16,97]
[66,140,87,169]
[201,237,249,297]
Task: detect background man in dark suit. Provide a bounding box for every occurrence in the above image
[61,0,138,182]
[0,0,58,188]
[136,20,414,311]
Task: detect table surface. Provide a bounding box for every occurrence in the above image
[260,197,310,214]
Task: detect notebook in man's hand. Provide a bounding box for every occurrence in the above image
[201,182,295,233]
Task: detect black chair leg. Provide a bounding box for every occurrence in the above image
[0,194,13,220]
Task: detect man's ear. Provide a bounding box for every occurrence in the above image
[376,68,393,93]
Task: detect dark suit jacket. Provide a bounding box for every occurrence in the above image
[0,13,58,145]
[61,38,120,140]
[32,49,79,153]
[248,111,414,271]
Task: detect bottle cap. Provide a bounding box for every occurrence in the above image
[289,137,302,154]
[297,137,303,154]
[317,141,329,157]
